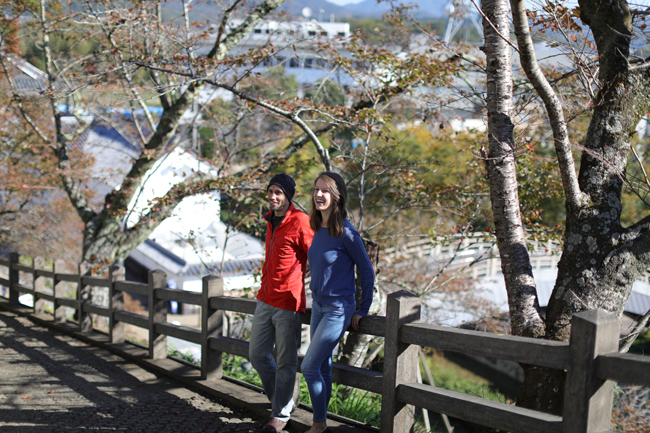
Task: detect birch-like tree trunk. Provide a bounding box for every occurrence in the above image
[480,0,545,339]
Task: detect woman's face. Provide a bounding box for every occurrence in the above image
[314,177,335,214]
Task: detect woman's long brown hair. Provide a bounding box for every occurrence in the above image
[309,172,348,237]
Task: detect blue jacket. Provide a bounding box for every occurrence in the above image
[308,220,374,316]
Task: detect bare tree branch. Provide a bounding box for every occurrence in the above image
[619,308,650,353]
[208,0,287,60]
[510,0,585,209]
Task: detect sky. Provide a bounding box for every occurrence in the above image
[327,0,368,5]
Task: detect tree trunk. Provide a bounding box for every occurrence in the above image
[506,0,650,414]
[480,0,545,339]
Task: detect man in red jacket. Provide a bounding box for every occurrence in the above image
[249,173,314,433]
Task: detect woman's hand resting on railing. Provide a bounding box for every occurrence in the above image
[350,313,362,331]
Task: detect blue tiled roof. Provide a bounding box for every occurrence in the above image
[91,124,141,152]
[626,291,650,317]
[144,239,186,267]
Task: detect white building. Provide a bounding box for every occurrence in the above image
[120,146,264,301]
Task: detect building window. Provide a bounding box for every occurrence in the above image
[308,30,317,37]
[320,31,328,37]
[276,57,286,67]
[289,57,300,68]
[254,29,262,34]
[337,32,346,37]
[316,58,328,69]
[304,58,314,69]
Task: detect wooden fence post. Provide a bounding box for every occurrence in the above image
[380,290,421,433]
[148,269,168,359]
[109,265,126,344]
[53,260,66,322]
[562,309,620,433]
[33,256,45,314]
[201,275,224,380]
[77,262,92,332]
[8,252,20,306]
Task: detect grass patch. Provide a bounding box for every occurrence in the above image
[221,355,382,427]
[629,330,650,355]
[420,349,511,404]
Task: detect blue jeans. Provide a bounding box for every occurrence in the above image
[249,300,302,422]
[301,301,355,423]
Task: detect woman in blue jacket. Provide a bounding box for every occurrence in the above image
[301,171,375,433]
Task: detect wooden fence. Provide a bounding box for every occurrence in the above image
[1,252,650,433]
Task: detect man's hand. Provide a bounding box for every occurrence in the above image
[350,313,362,331]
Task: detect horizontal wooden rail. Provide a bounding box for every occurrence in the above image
[114,280,148,296]
[12,283,34,294]
[0,258,8,266]
[210,335,249,358]
[81,302,109,317]
[57,297,78,309]
[155,322,202,344]
[328,360,383,394]
[114,310,148,329]
[82,276,110,287]
[56,273,79,282]
[397,383,563,433]
[210,296,256,315]
[34,269,55,278]
[156,288,201,305]
[402,322,569,370]
[0,277,8,286]
[352,315,385,337]
[11,263,33,273]
[35,292,55,302]
[597,352,650,386]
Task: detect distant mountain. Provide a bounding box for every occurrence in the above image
[330,0,450,18]
[277,0,356,19]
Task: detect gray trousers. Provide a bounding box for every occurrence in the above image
[249,300,302,421]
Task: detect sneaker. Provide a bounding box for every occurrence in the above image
[261,417,288,433]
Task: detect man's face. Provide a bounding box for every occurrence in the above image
[267,184,289,216]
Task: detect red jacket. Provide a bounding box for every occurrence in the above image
[258,203,314,313]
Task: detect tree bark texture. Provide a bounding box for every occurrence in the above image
[547,0,650,342]
[480,0,545,340]
[503,0,650,415]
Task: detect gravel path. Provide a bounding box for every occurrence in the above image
[0,310,272,433]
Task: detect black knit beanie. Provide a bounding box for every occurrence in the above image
[268,173,296,202]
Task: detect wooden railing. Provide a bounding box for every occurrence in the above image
[1,252,650,433]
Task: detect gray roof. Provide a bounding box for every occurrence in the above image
[139,239,261,277]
